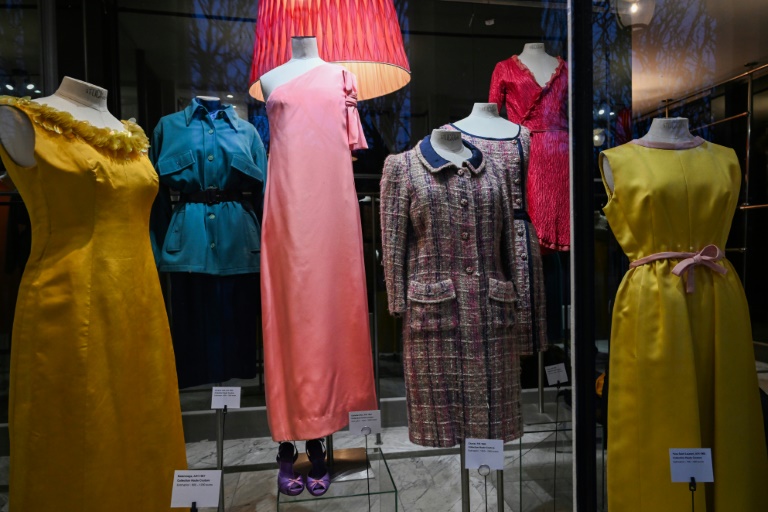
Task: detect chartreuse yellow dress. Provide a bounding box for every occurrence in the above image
[600,138,768,511]
[0,96,187,511]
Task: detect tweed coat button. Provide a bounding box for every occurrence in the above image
[514,198,522,205]
[465,266,474,274]
[517,229,524,236]
[514,178,521,184]
[521,254,527,260]
[461,232,469,240]
[457,169,465,176]
[460,199,468,207]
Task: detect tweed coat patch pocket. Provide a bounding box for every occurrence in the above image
[407,279,458,332]
[488,278,517,328]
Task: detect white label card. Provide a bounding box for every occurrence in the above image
[349,410,382,435]
[464,438,505,471]
[669,449,714,483]
[170,470,222,508]
[545,363,568,386]
[211,387,241,410]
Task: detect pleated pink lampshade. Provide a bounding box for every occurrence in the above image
[248,0,411,101]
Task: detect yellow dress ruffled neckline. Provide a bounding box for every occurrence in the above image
[0,95,149,159]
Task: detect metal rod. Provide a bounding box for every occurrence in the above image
[739,204,768,210]
[690,112,748,132]
[460,440,470,512]
[743,65,754,285]
[538,350,545,413]
[326,434,334,470]
[496,469,504,512]
[216,408,224,512]
[39,0,58,95]
[639,62,768,119]
[370,196,382,445]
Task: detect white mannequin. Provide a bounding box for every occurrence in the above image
[259,36,326,102]
[431,129,472,166]
[452,103,521,139]
[518,43,560,88]
[602,117,697,193]
[0,77,124,167]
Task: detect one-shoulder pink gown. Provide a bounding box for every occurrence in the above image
[262,63,377,441]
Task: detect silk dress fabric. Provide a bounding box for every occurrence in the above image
[0,96,187,511]
[442,124,548,354]
[489,55,569,252]
[599,140,768,512]
[381,137,525,447]
[261,64,377,441]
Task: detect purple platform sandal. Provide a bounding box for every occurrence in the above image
[305,438,331,496]
[277,442,305,496]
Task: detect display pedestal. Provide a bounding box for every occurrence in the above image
[277,448,398,511]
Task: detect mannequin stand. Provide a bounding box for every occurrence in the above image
[216,405,228,511]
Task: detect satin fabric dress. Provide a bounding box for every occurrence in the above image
[600,139,768,512]
[489,55,569,252]
[0,96,187,511]
[442,124,548,354]
[261,64,377,441]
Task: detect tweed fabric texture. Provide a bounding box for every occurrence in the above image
[442,124,548,354]
[381,136,526,447]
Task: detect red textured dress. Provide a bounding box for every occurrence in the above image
[489,55,569,252]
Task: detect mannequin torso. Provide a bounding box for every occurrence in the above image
[259,37,326,101]
[0,77,124,167]
[517,43,560,88]
[602,118,699,192]
[431,129,472,166]
[452,103,521,139]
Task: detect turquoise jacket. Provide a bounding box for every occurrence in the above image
[149,99,267,275]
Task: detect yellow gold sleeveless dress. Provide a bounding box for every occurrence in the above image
[0,96,187,511]
[600,138,768,511]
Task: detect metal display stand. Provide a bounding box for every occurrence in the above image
[459,440,505,512]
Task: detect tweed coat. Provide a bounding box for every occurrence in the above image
[381,136,531,448]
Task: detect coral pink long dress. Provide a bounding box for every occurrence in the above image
[262,63,377,441]
[489,55,569,252]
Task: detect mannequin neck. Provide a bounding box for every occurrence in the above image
[468,103,501,119]
[431,129,472,165]
[196,96,223,116]
[54,76,109,112]
[644,118,696,144]
[521,42,547,57]
[291,36,320,60]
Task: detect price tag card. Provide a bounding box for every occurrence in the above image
[211,387,241,410]
[545,363,568,386]
[464,438,505,471]
[669,449,714,483]
[170,470,222,508]
[349,410,382,435]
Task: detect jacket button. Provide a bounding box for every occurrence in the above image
[521,254,527,260]
[457,169,465,176]
[208,213,216,219]
[210,242,216,249]
[208,129,214,134]
[517,229,524,236]
[514,198,521,205]
[461,232,469,240]
[465,266,473,274]
[514,178,521,184]
[460,199,468,207]
[207,155,214,161]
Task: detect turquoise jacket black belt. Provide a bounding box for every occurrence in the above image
[149,98,267,275]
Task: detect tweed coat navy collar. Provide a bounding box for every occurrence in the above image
[416,135,486,174]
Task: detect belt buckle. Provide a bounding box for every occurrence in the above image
[204,187,220,205]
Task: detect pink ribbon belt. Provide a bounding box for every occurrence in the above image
[629,244,727,294]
